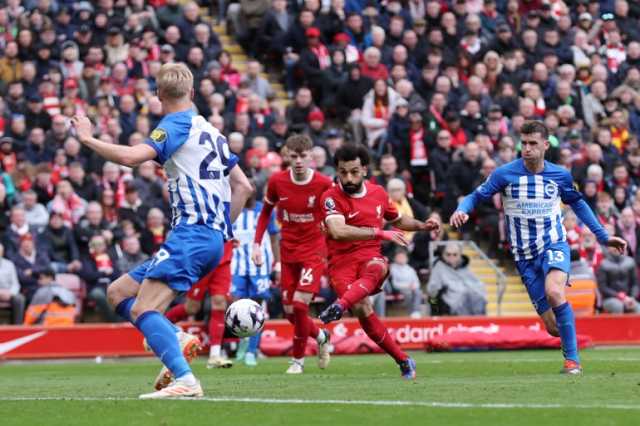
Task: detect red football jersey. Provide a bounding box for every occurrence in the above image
[265,169,333,262]
[320,181,400,262]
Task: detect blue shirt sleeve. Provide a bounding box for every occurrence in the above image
[560,170,609,244]
[144,115,191,164]
[457,169,506,214]
[267,210,279,235]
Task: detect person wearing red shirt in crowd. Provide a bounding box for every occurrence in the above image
[318,144,439,380]
[252,135,333,374]
[359,47,388,82]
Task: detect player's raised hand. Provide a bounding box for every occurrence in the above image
[70,115,93,143]
[449,211,469,229]
[251,242,264,266]
[374,228,409,247]
[606,236,627,255]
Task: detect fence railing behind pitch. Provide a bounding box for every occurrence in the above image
[428,240,507,316]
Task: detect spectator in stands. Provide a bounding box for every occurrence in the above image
[375,248,423,318]
[361,79,400,147]
[2,206,32,257]
[597,245,640,314]
[617,207,640,264]
[335,64,372,143]
[445,142,483,220]
[37,211,82,274]
[117,181,149,232]
[311,146,335,177]
[569,249,596,281]
[20,189,49,232]
[23,268,76,326]
[286,87,315,133]
[245,59,273,100]
[74,201,114,252]
[134,161,164,209]
[116,235,148,274]
[139,208,168,256]
[387,178,427,245]
[79,235,119,322]
[11,233,49,302]
[427,241,487,316]
[48,179,87,228]
[0,242,24,324]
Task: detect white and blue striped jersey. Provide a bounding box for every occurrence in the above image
[145,110,238,239]
[458,159,588,261]
[231,202,279,277]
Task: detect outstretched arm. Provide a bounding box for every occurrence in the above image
[325,215,409,246]
[569,198,627,253]
[450,170,505,229]
[72,115,157,168]
[561,171,627,254]
[392,214,440,233]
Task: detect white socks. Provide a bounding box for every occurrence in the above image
[210,344,221,358]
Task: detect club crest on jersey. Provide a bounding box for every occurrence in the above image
[376,205,382,218]
[544,182,558,198]
[324,197,336,213]
[150,128,167,143]
[308,195,316,208]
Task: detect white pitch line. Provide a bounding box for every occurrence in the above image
[1,396,639,410]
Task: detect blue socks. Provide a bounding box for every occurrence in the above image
[553,302,579,363]
[248,332,262,354]
[115,297,135,323]
[135,311,192,379]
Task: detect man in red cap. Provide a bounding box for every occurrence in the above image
[299,27,330,104]
[62,79,87,115]
[306,108,327,146]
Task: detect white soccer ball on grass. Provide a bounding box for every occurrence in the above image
[225,299,266,338]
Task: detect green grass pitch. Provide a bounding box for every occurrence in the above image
[2,348,640,426]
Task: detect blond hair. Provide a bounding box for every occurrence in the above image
[156,63,193,100]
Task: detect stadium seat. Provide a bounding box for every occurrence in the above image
[566,279,597,316]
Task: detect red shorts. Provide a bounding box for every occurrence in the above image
[328,256,389,297]
[187,241,234,301]
[281,256,326,303]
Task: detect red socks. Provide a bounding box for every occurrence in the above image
[165,304,188,323]
[338,261,387,310]
[292,301,319,358]
[209,309,225,348]
[359,312,407,363]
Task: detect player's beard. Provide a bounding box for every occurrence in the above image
[342,180,363,194]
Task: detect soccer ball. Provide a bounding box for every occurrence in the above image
[225,299,266,338]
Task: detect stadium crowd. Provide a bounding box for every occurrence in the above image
[2,0,640,324]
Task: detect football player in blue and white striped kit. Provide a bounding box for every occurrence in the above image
[231,188,280,366]
[72,63,253,398]
[450,121,626,375]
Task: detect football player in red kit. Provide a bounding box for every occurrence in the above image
[252,135,333,374]
[319,144,439,380]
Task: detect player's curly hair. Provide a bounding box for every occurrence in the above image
[333,144,370,167]
[285,134,313,153]
[520,120,549,139]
